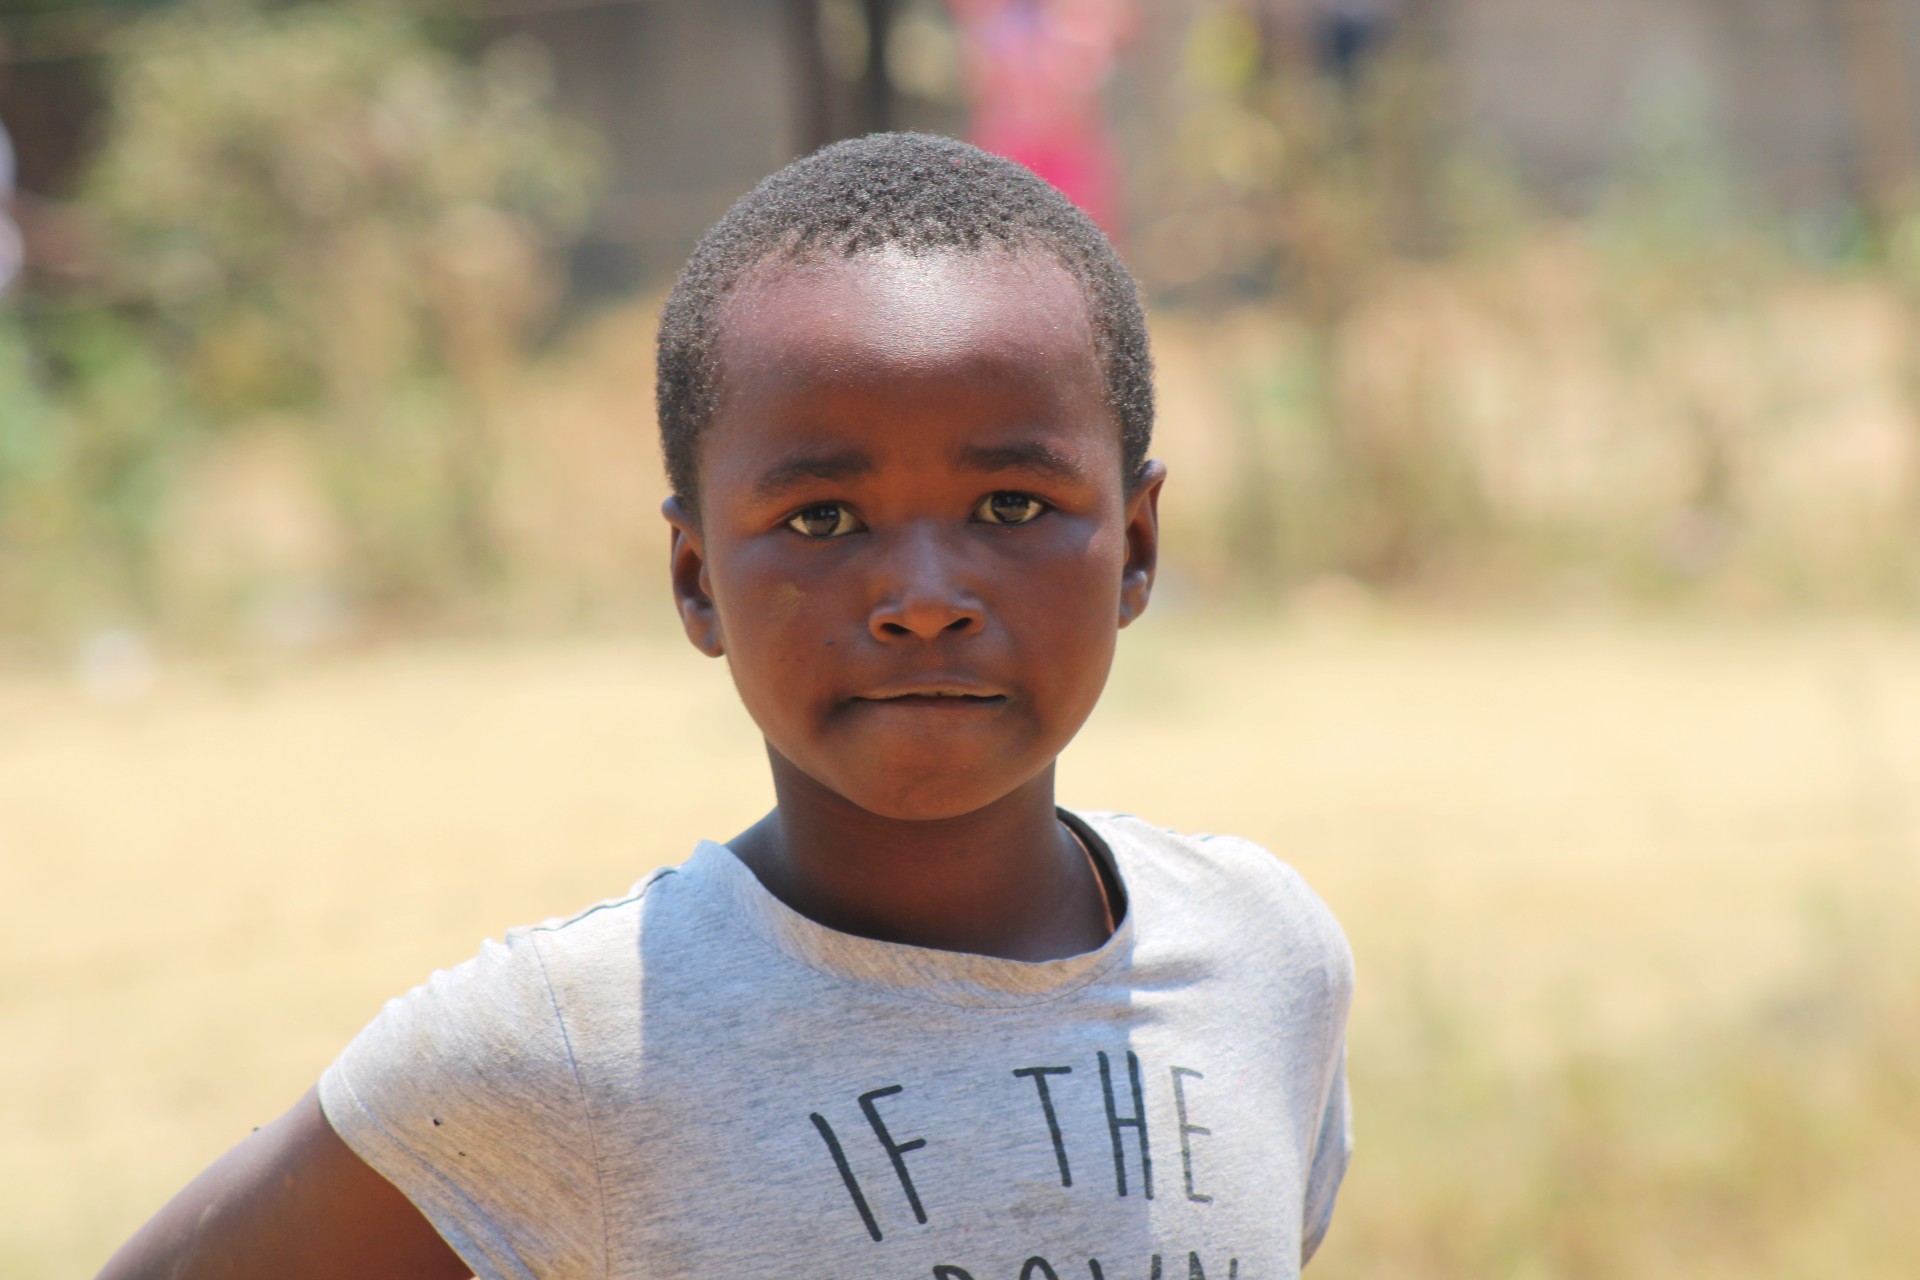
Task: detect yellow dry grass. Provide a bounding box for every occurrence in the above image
[3,613,1917,1276]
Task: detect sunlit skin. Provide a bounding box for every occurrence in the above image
[664,248,1165,962]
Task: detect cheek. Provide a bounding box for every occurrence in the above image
[763,580,806,626]
[711,547,847,697]
[1006,522,1124,688]
[1032,512,1128,613]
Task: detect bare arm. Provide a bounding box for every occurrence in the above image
[97,1086,471,1280]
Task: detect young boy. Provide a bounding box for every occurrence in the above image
[101,132,1352,1280]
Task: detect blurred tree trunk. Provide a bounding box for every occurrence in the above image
[1828,0,1920,541]
[781,0,897,151]
[857,0,898,133]
[1829,0,1917,227]
[783,0,835,154]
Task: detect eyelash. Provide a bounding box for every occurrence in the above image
[782,492,1050,539]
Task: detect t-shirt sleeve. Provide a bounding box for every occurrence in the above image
[1259,842,1354,1269]
[1300,1044,1352,1265]
[319,929,605,1280]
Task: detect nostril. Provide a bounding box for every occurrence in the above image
[871,590,983,640]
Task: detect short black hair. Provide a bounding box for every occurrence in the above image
[656,132,1153,509]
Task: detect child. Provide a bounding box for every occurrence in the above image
[101,132,1352,1280]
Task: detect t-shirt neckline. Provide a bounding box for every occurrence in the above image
[682,807,1136,1009]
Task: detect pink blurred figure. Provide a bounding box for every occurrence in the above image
[947,0,1135,236]
[0,116,19,296]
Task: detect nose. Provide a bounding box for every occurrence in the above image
[868,522,985,642]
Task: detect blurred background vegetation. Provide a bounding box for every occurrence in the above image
[1,1,1917,1277]
[3,0,1917,648]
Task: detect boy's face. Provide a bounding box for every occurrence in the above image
[664,248,1163,822]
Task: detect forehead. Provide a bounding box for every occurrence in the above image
[709,248,1105,424]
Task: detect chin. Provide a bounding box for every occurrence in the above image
[819,753,1039,823]
[839,777,1018,823]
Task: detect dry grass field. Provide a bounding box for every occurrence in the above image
[4,613,1917,1277]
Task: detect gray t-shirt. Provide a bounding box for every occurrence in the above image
[320,810,1354,1280]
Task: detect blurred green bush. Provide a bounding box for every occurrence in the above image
[0,1,597,635]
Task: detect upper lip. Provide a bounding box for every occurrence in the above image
[854,677,1008,700]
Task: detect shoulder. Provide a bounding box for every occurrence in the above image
[450,863,702,1035]
[1077,810,1354,996]
[518,865,678,966]
[326,868,682,1098]
[422,867,678,999]
[1078,809,1339,916]
[318,869,689,1250]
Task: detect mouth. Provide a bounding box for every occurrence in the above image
[858,693,1008,708]
[852,680,1010,708]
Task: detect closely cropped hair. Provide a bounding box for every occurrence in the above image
[656,132,1154,508]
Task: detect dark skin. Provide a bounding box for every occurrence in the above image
[97,246,1162,1275]
[96,1086,470,1279]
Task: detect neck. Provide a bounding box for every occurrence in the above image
[725,749,1112,961]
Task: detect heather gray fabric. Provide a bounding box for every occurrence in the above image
[319,811,1354,1280]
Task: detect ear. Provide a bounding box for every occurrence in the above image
[1118,460,1166,628]
[662,496,725,657]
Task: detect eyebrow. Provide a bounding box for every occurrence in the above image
[751,449,875,500]
[953,441,1089,483]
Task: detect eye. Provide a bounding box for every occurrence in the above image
[973,491,1048,527]
[785,502,863,539]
